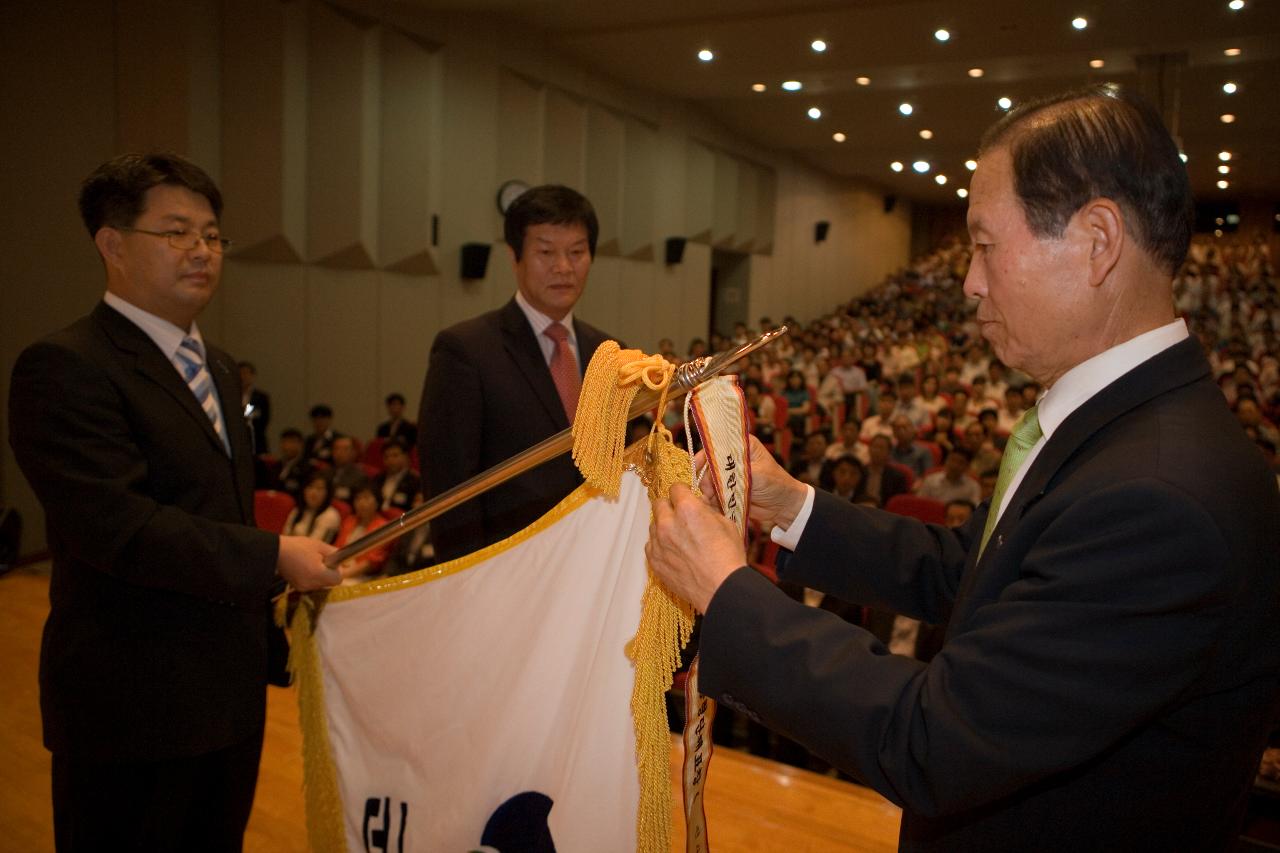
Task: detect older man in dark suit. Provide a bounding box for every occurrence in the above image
[419,185,614,563]
[8,154,340,851]
[647,87,1280,851]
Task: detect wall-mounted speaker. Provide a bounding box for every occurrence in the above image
[460,242,491,279]
[883,194,897,214]
[664,236,687,265]
[814,221,830,243]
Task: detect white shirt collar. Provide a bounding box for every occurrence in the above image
[103,290,205,362]
[515,289,576,344]
[1037,318,1189,440]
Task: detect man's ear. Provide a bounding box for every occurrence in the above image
[94,227,126,272]
[1082,198,1124,287]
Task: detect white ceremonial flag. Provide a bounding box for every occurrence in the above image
[290,472,651,852]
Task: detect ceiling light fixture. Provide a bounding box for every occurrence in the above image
[1218,179,1230,189]
[965,159,978,171]
[1179,152,1189,163]
[890,161,904,172]
[751,83,766,92]
[997,96,1013,110]
[1089,58,1105,69]
[968,67,984,78]
[935,174,948,185]
[1220,114,1236,123]
[1219,150,1232,161]
[808,107,822,119]
[782,80,802,92]
[957,188,969,198]
[856,76,871,86]
[913,160,931,173]
[1218,164,1230,174]
[811,39,827,52]
[833,132,847,142]
[899,102,914,116]
[1071,16,1088,29]
[919,129,934,139]
[1224,47,1241,56]
[1222,81,1238,94]
[697,49,714,62]
[1228,0,1244,10]
[934,28,951,42]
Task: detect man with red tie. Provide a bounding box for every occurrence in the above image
[419,185,616,563]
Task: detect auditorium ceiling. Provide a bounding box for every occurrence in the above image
[408,0,1280,206]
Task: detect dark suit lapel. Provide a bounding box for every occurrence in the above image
[571,319,610,378]
[994,336,1210,544]
[498,298,571,430]
[207,344,258,516]
[92,302,230,458]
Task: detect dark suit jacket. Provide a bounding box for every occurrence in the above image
[8,302,280,762]
[245,387,271,453]
[700,337,1280,851]
[376,418,418,448]
[418,298,613,563]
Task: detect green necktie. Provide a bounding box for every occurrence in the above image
[978,405,1042,559]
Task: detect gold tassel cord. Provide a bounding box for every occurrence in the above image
[574,343,695,853]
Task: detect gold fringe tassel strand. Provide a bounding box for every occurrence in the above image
[573,343,697,853]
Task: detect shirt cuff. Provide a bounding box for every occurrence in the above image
[769,485,815,551]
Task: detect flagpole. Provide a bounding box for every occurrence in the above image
[322,326,788,569]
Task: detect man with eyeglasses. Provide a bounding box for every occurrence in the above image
[8,153,342,851]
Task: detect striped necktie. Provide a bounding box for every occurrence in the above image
[543,322,581,424]
[977,405,1042,559]
[175,336,230,455]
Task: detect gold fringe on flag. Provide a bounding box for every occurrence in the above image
[573,342,697,853]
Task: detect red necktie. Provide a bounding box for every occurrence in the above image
[543,322,580,424]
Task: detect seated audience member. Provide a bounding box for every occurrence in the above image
[829,349,869,414]
[819,455,867,502]
[329,435,369,503]
[1236,397,1280,445]
[238,360,271,454]
[1021,381,1042,409]
[376,392,419,447]
[949,389,975,430]
[940,366,964,396]
[978,408,1003,446]
[860,390,897,442]
[859,343,882,385]
[744,380,777,442]
[274,427,312,498]
[333,485,391,580]
[282,473,342,543]
[944,499,975,528]
[915,374,948,419]
[790,432,829,486]
[985,360,1009,402]
[916,448,982,505]
[961,421,1002,475]
[894,377,930,429]
[373,438,422,513]
[864,434,910,507]
[977,467,1000,503]
[303,404,342,464]
[825,419,868,464]
[997,386,1026,433]
[925,409,958,456]
[815,364,845,423]
[780,370,813,436]
[959,344,989,384]
[890,415,933,479]
[687,338,709,360]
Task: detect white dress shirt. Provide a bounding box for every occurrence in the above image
[774,319,1190,550]
[515,289,580,370]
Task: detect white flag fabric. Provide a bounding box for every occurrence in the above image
[291,472,651,852]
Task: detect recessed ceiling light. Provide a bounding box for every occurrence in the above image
[1224,47,1242,56]
[919,129,934,139]
[935,174,948,185]
[751,83,766,92]
[1089,59,1105,69]
[833,132,847,142]
[782,80,802,92]
[965,159,978,171]
[1218,164,1231,174]
[855,76,871,86]
[957,188,969,199]
[1222,81,1238,94]
[697,49,714,62]
[1218,179,1230,189]
[899,102,914,116]
[811,39,827,52]
[1071,16,1088,30]
[1220,114,1236,123]
[997,96,1013,110]
[968,67,984,78]
[808,107,822,119]
[913,160,931,173]
[1219,150,1232,161]
[934,28,951,42]
[1228,0,1244,10]
[890,161,904,172]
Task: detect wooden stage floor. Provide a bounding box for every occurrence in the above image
[0,566,901,851]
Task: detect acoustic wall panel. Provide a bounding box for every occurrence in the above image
[734,160,760,253]
[379,27,440,275]
[712,151,739,249]
[306,267,381,429]
[621,118,656,261]
[496,69,544,192]
[585,106,624,256]
[543,89,586,190]
[755,166,777,255]
[220,0,307,262]
[685,141,714,244]
[307,2,379,268]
